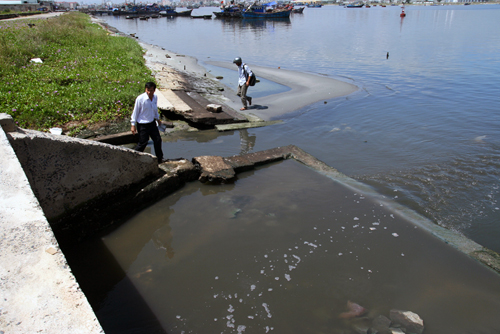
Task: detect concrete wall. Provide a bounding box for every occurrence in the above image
[0,124,103,333]
[7,126,160,220]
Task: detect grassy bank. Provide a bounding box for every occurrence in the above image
[0,12,154,135]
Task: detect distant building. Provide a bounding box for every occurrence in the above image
[0,0,55,11]
[54,1,78,9]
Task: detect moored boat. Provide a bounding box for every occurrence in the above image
[160,8,193,16]
[346,2,364,7]
[213,4,243,18]
[241,8,292,18]
[191,14,212,19]
[176,9,193,16]
[292,6,305,13]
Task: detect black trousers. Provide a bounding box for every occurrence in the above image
[134,121,163,161]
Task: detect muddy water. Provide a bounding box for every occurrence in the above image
[99,5,500,256]
[73,160,500,333]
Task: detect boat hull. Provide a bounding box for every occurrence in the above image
[241,9,292,19]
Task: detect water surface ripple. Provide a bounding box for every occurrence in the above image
[99,5,500,252]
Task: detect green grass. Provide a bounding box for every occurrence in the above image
[0,12,154,135]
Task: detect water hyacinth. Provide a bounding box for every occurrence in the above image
[0,12,154,135]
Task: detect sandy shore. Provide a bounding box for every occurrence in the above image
[94,17,358,121]
[207,61,358,120]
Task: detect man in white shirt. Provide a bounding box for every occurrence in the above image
[130,82,165,163]
[233,57,253,111]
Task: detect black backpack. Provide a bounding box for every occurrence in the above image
[243,64,257,86]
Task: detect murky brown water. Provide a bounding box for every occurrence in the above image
[69,160,500,333]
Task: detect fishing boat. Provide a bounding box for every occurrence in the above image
[346,2,364,7]
[213,4,243,18]
[241,8,292,18]
[191,14,212,19]
[160,8,193,16]
[176,9,193,16]
[307,3,322,7]
[292,6,305,13]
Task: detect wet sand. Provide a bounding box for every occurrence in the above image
[135,40,358,121]
[207,61,358,120]
[93,16,358,121]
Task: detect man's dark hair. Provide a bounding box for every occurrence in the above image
[145,82,156,89]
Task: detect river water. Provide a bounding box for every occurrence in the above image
[98,5,500,253]
[85,5,500,333]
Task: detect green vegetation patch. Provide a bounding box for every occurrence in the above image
[0,12,154,135]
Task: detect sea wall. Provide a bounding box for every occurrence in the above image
[0,116,102,333]
[5,120,160,221]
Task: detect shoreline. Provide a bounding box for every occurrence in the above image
[96,16,358,122]
[207,61,358,120]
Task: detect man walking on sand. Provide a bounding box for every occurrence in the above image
[233,57,253,111]
[130,82,165,163]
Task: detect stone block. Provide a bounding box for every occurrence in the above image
[388,329,405,334]
[159,158,199,182]
[390,310,424,334]
[192,155,235,183]
[206,104,222,113]
[372,315,392,333]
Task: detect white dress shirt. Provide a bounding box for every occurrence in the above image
[238,64,253,86]
[130,92,159,126]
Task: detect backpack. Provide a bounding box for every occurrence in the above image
[243,64,257,86]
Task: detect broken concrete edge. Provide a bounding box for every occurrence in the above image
[51,162,198,245]
[49,171,162,239]
[7,127,161,221]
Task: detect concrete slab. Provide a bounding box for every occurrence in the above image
[215,120,282,132]
[156,89,175,111]
[0,126,102,333]
[157,88,192,113]
[168,90,246,127]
